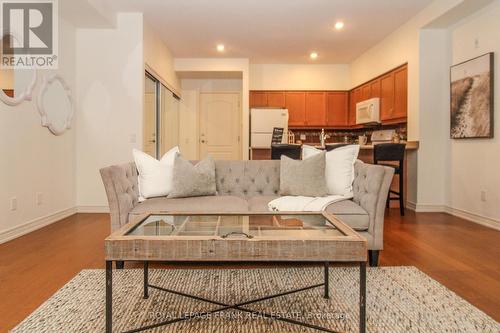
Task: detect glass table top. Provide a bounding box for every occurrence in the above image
[126,214,345,238]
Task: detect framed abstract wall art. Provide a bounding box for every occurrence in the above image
[450,52,494,139]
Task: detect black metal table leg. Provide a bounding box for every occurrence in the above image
[359,262,366,333]
[144,261,149,299]
[324,262,329,299]
[106,260,113,333]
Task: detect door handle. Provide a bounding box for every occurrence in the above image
[201,140,206,143]
[149,139,156,143]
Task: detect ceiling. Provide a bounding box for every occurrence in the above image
[105,0,434,64]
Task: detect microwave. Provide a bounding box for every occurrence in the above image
[356,98,380,125]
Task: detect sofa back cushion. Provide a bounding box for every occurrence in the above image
[215,160,280,197]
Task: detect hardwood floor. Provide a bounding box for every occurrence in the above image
[0,210,499,332]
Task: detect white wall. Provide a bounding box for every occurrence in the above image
[143,22,180,95]
[174,58,250,159]
[75,13,144,209]
[0,18,77,243]
[447,0,500,227]
[250,64,350,90]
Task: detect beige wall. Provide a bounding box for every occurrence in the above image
[250,64,350,90]
[0,18,77,243]
[143,22,180,95]
[447,0,500,228]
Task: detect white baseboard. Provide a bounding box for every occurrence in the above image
[405,201,500,231]
[444,206,500,231]
[0,207,77,244]
[76,205,109,213]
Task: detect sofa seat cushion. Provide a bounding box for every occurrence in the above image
[325,200,369,231]
[129,195,249,217]
[248,196,279,212]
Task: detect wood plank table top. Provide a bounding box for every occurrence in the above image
[105,212,367,263]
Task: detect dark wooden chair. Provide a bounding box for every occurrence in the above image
[373,143,406,216]
[271,144,302,160]
[325,143,351,151]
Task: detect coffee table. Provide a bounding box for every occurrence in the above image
[105,212,367,333]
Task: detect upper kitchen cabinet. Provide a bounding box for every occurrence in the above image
[393,66,408,120]
[370,79,381,98]
[250,91,286,108]
[285,92,306,126]
[326,92,348,126]
[250,91,268,107]
[267,92,286,108]
[349,88,362,126]
[380,72,395,121]
[305,92,326,126]
[361,84,371,101]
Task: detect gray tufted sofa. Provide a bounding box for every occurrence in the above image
[100,160,394,266]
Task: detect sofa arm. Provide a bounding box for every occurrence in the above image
[352,160,394,249]
[100,162,139,232]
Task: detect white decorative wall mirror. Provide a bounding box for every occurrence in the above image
[0,34,37,105]
[37,74,74,135]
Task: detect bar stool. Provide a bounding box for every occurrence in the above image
[271,144,302,160]
[373,143,406,216]
[325,143,351,151]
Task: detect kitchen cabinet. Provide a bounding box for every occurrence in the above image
[361,84,371,101]
[380,72,395,121]
[370,79,380,98]
[250,91,268,107]
[267,92,286,108]
[305,92,326,126]
[349,88,362,126]
[393,66,408,119]
[326,92,348,126]
[285,92,306,126]
[250,91,286,108]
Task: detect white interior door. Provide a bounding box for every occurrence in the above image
[199,92,241,160]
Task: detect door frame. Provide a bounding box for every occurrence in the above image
[198,91,242,160]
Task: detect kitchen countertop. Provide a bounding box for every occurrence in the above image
[251,141,419,150]
[312,141,419,150]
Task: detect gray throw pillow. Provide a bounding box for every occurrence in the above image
[168,155,216,198]
[279,152,329,197]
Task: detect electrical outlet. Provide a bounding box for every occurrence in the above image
[10,197,17,211]
[36,192,43,205]
[300,134,306,140]
[480,190,487,202]
[474,38,479,49]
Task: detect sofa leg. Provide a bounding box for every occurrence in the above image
[368,250,379,267]
[116,261,124,269]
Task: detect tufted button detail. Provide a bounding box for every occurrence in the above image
[274,190,278,194]
[243,190,248,194]
[251,178,255,183]
[258,190,263,194]
[236,178,240,183]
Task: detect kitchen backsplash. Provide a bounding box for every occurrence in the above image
[289,124,407,145]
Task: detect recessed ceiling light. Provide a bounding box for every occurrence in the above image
[216,44,225,52]
[334,21,344,30]
[310,52,318,60]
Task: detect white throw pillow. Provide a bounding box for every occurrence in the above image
[133,147,179,201]
[302,145,360,197]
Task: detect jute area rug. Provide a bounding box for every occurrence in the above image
[11,266,500,332]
